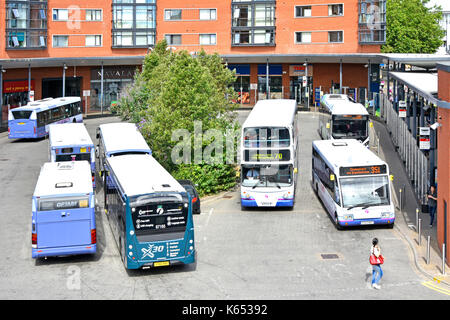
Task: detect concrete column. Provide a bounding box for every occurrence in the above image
[62,64,66,97]
[305,61,309,107]
[266,59,269,99]
[339,60,343,94]
[367,60,371,101]
[100,62,104,113]
[28,64,31,101]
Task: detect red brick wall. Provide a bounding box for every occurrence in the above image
[437,68,450,262]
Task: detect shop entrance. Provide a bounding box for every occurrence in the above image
[42,77,81,99]
[290,76,312,106]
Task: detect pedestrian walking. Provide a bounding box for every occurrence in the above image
[427,185,437,227]
[369,238,384,290]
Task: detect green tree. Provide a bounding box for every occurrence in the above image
[382,0,444,53]
[113,40,240,196]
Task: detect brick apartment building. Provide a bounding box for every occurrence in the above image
[0,0,386,121]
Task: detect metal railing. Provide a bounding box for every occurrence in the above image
[379,93,429,203]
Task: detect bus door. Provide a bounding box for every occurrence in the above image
[35,196,94,250]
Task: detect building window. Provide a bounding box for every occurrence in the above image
[85,9,102,21]
[328,4,343,16]
[295,32,311,43]
[328,31,343,43]
[85,35,102,47]
[199,9,216,20]
[165,9,182,20]
[53,35,69,47]
[53,9,68,21]
[165,34,182,45]
[6,0,47,49]
[231,0,275,46]
[199,34,216,45]
[358,0,386,44]
[112,0,156,48]
[295,6,312,17]
[113,31,133,46]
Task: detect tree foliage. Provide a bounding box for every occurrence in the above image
[382,0,445,53]
[113,40,240,196]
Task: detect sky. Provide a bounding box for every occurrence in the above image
[425,0,450,12]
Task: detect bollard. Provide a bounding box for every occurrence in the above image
[377,137,380,155]
[418,219,422,246]
[399,188,403,212]
[443,244,446,276]
[416,208,419,232]
[426,236,431,265]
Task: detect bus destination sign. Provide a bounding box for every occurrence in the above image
[244,149,290,162]
[340,165,387,176]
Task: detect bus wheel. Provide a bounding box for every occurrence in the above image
[73,118,77,123]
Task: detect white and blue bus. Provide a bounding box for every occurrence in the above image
[104,154,196,269]
[32,161,96,258]
[312,139,395,229]
[8,97,82,139]
[240,99,298,209]
[49,123,96,188]
[96,123,152,180]
[319,94,370,146]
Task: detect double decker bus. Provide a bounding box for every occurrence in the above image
[8,97,82,139]
[104,154,195,269]
[312,139,395,229]
[96,123,151,181]
[240,99,298,209]
[32,161,96,258]
[49,123,96,187]
[319,94,370,146]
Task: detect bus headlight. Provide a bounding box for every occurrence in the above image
[242,192,254,200]
[381,212,394,219]
[343,214,354,221]
[283,193,293,199]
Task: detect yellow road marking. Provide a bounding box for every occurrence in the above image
[422,280,450,296]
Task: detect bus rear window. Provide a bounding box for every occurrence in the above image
[38,197,89,211]
[56,153,91,162]
[131,201,188,235]
[12,110,32,120]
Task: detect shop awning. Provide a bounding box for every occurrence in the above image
[389,71,450,109]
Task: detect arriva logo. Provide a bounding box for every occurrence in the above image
[141,244,165,259]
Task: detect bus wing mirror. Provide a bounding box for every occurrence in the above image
[369,122,374,128]
[330,174,335,181]
[294,168,298,174]
[389,175,394,181]
[326,123,330,129]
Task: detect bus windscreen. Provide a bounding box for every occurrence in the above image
[242,164,293,188]
[332,115,368,139]
[340,175,390,209]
